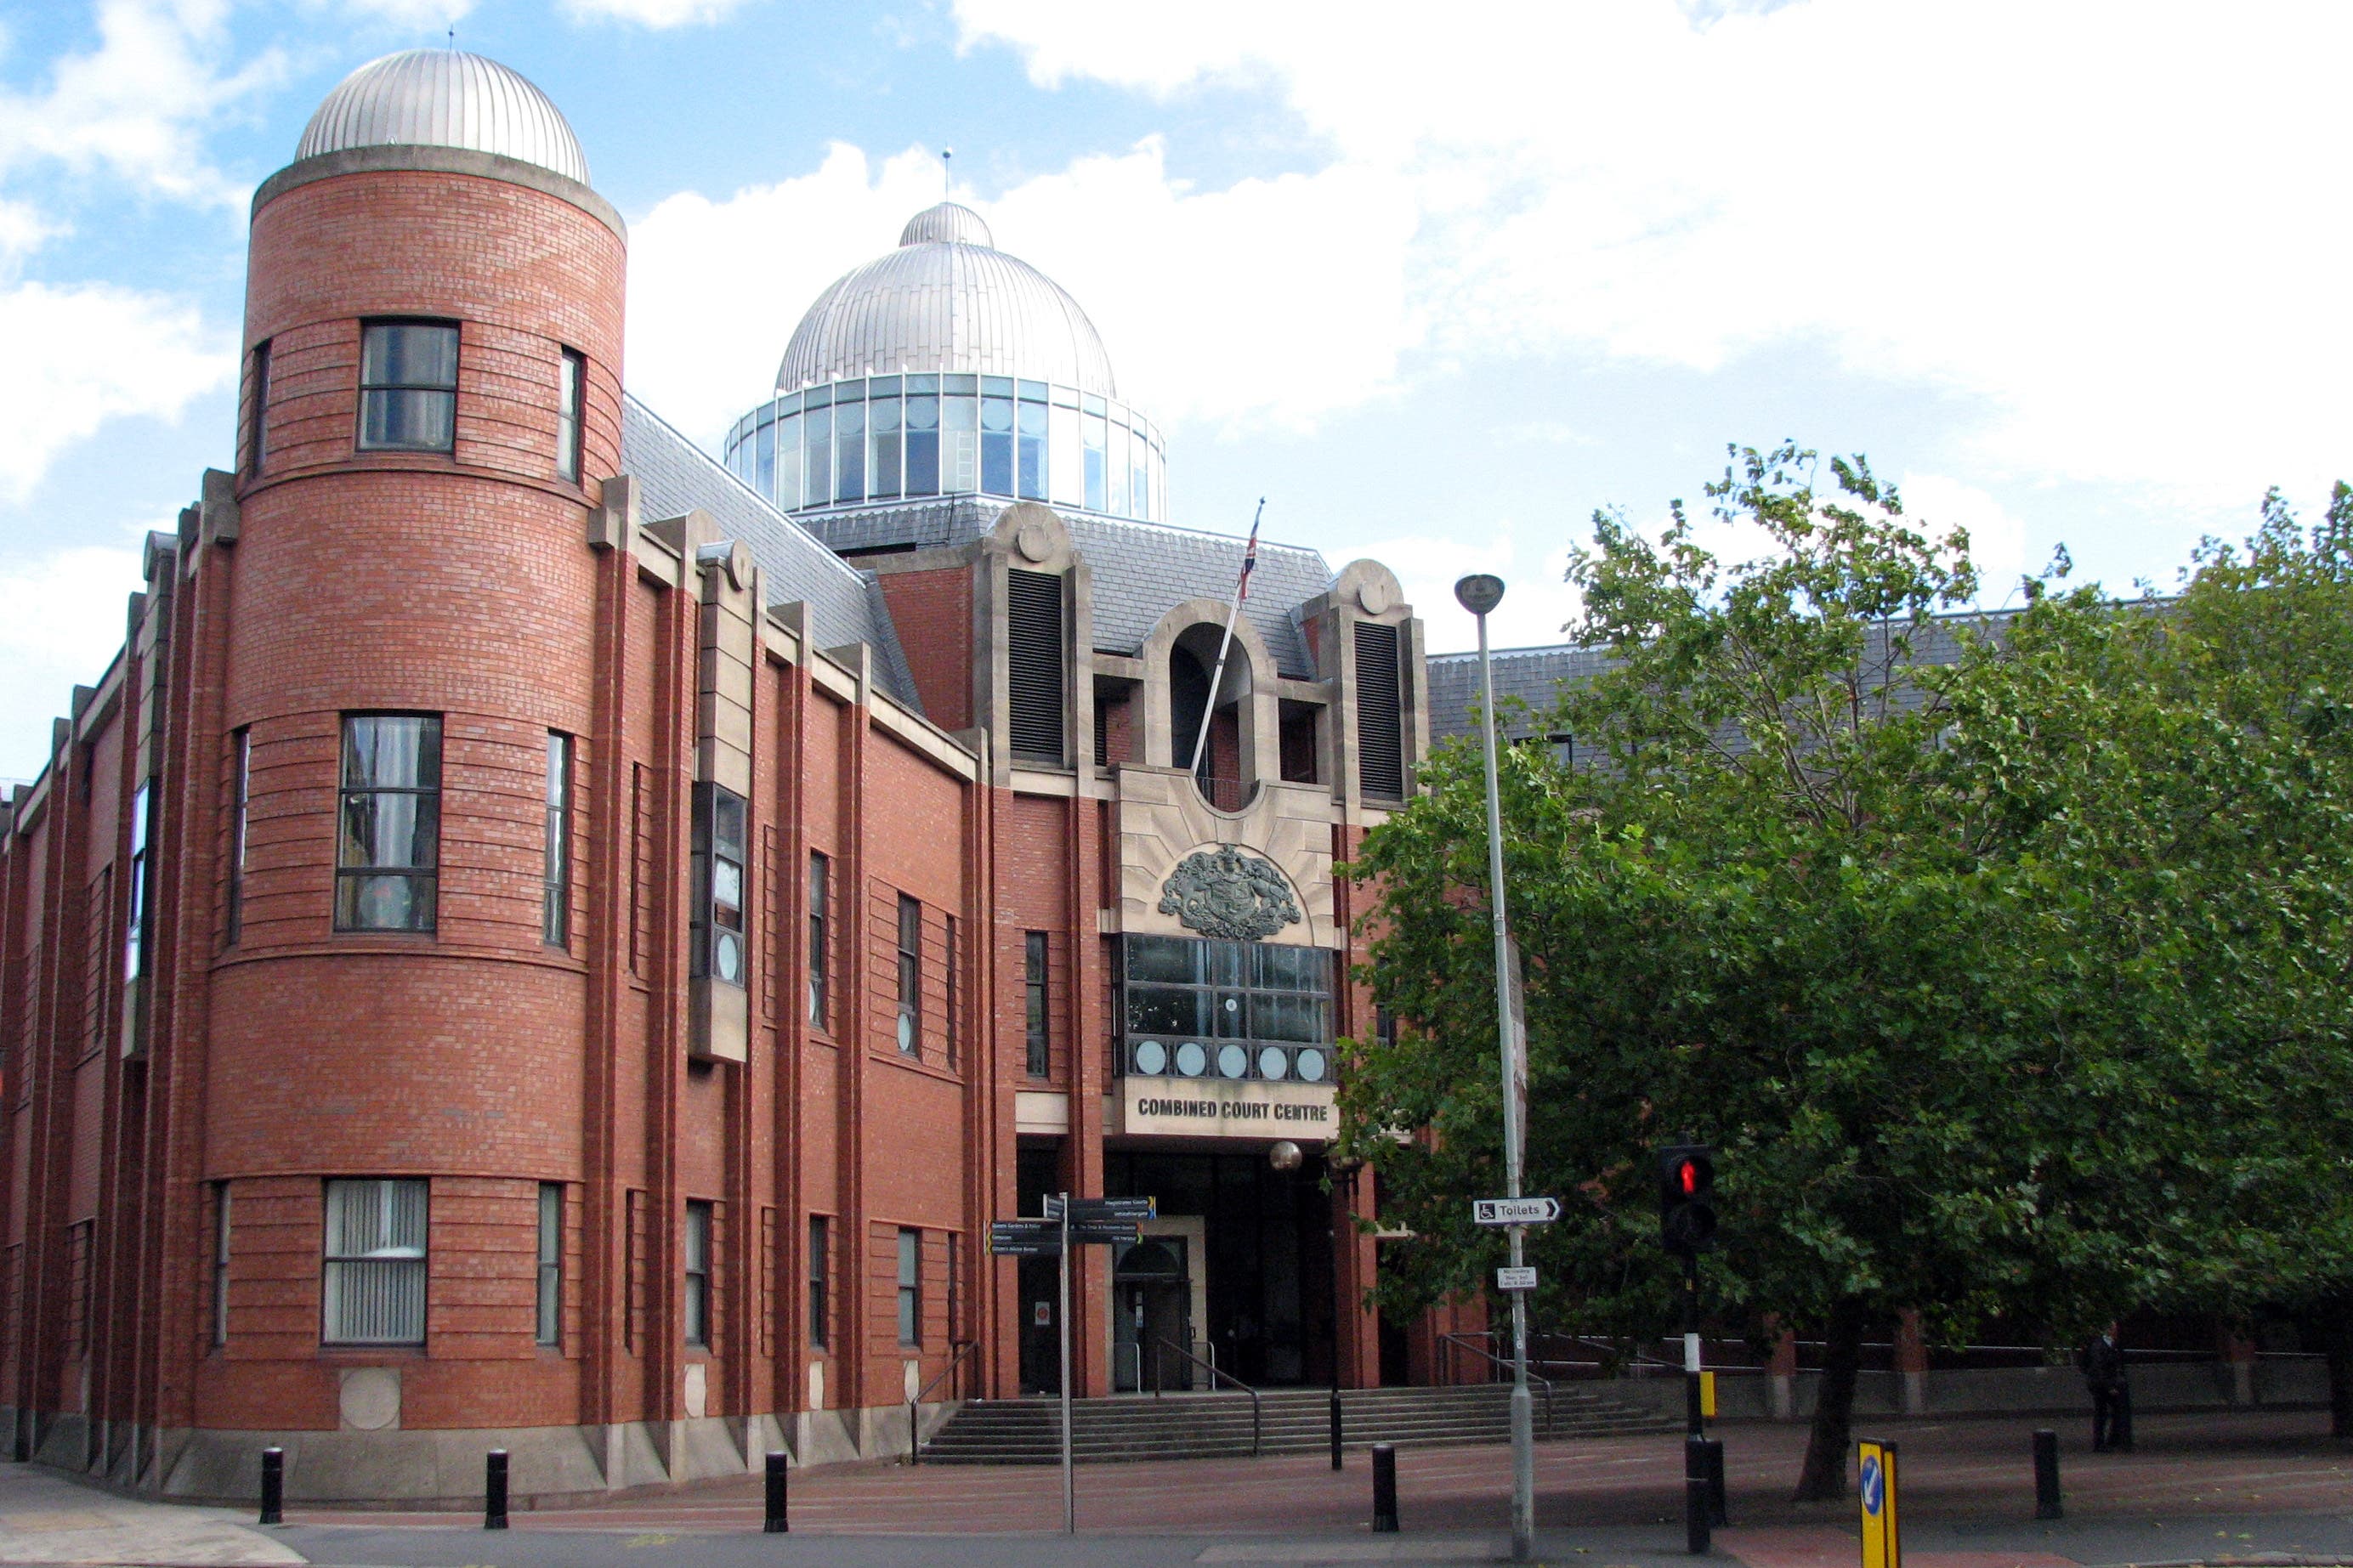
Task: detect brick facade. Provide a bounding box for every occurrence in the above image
[0,76,1432,1508]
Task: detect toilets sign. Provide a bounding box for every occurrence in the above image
[1120,1077,1337,1138]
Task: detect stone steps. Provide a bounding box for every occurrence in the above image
[917,1382,1678,1464]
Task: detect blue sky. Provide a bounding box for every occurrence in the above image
[3,0,2348,779]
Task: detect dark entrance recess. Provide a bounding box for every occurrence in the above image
[1106,1148,1337,1388]
[1017,1143,1063,1395]
[1113,1236,1194,1391]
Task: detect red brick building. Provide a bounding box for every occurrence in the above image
[0,50,1464,1501]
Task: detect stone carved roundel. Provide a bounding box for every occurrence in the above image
[1016,518,1055,562]
[1157,845,1303,941]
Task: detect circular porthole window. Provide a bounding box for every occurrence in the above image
[1258,1046,1290,1080]
[896,1012,914,1051]
[1296,1049,1328,1083]
[716,931,745,985]
[1174,1041,1208,1077]
[1134,1039,1168,1075]
[1217,1044,1250,1079]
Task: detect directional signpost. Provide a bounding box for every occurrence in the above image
[989,1192,1157,1533]
[1472,1197,1562,1226]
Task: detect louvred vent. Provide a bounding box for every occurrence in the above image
[1007,568,1066,763]
[1355,620,1404,799]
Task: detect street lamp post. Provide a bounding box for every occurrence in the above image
[1454,572,1535,1563]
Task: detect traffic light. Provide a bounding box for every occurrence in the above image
[1658,1145,1717,1255]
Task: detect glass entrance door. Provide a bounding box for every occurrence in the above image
[1113,1237,1192,1392]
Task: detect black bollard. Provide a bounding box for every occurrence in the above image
[764,1450,790,1533]
[258,1446,284,1526]
[2033,1429,2062,1520]
[1704,1436,1728,1526]
[484,1448,508,1530]
[1370,1441,1398,1533]
[1330,1389,1345,1470]
[1685,1434,1712,1554]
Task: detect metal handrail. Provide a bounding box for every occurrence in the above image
[906,1339,978,1466]
[1437,1332,1554,1434]
[1150,1336,1262,1455]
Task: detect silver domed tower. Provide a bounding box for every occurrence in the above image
[725,201,1165,524]
[295,49,590,185]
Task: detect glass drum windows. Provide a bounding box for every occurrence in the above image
[322,1179,428,1345]
[1120,936,1332,1084]
[1024,931,1050,1078]
[980,389,1014,495]
[336,715,439,932]
[358,321,458,453]
[556,348,585,483]
[896,894,921,1056]
[1018,387,1050,501]
[692,784,747,988]
[903,388,939,495]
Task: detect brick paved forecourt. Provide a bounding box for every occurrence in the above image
[0,1410,2310,1568]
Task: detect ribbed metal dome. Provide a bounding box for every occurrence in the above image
[775,207,1117,396]
[296,50,589,186]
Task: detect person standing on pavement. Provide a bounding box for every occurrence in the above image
[2079,1322,2132,1452]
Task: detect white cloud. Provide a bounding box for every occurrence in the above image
[1360,528,1579,655]
[626,139,1415,448]
[334,0,476,25]
[0,541,149,781]
[0,0,285,207]
[1899,473,2028,605]
[0,280,235,501]
[951,0,2353,507]
[562,0,750,21]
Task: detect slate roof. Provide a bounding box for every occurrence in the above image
[621,394,921,711]
[1426,611,2010,751]
[797,496,1333,679]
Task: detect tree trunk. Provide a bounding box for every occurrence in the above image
[1795,1295,1870,1502]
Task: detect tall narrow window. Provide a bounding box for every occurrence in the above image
[1025,931,1050,1078]
[211,1180,232,1347]
[124,781,151,982]
[896,1227,921,1346]
[556,348,585,483]
[691,784,747,987]
[322,1178,428,1345]
[358,320,458,453]
[896,895,921,1056]
[945,1234,961,1344]
[1354,621,1405,799]
[227,728,250,946]
[807,1214,829,1350]
[683,1201,712,1347]
[536,1183,562,1346]
[807,851,830,1028]
[1006,569,1066,763]
[543,733,571,948]
[944,914,960,1067]
[247,339,270,477]
[337,715,440,932]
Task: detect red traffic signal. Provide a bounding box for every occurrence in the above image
[1658,1145,1717,1255]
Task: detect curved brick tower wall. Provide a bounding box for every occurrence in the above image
[202,146,623,1446]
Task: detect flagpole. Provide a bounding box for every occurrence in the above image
[1188,498,1263,779]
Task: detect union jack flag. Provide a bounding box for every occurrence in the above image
[1234,512,1261,604]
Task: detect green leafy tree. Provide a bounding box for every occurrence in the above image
[1337,448,2353,1497]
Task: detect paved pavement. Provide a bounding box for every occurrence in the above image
[3,1409,2347,1567]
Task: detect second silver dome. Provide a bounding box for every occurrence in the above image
[296,49,590,187]
[776,203,1117,397]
